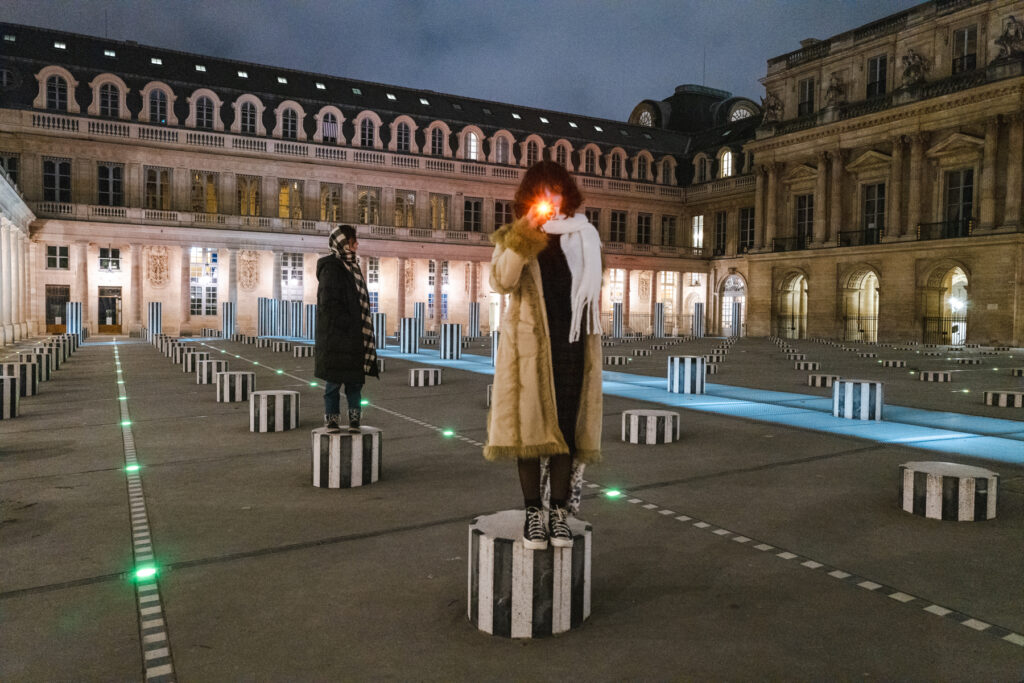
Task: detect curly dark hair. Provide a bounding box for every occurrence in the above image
[513,160,584,219]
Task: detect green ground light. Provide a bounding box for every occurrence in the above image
[442,429,455,437]
[120,420,131,426]
[605,489,623,498]
[276,369,284,374]
[309,382,318,387]
[125,464,140,472]
[360,399,369,406]
[133,566,158,581]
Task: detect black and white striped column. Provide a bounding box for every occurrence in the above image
[400,317,419,354]
[256,338,273,349]
[2,363,37,397]
[832,379,884,420]
[611,302,623,339]
[304,304,317,341]
[621,409,680,444]
[216,371,255,402]
[310,427,383,488]
[272,341,292,353]
[468,302,481,338]
[0,375,19,418]
[146,302,162,342]
[441,323,463,360]
[172,346,198,364]
[605,356,630,366]
[409,368,442,386]
[794,361,819,370]
[257,297,280,337]
[667,356,705,394]
[808,374,839,387]
[281,300,302,338]
[196,359,229,384]
[919,371,951,382]
[652,302,665,338]
[293,345,315,358]
[468,510,591,638]
[182,351,210,373]
[899,461,998,521]
[221,301,236,340]
[985,391,1024,408]
[414,302,426,338]
[491,331,500,367]
[372,312,387,350]
[692,302,705,338]
[249,390,300,432]
[65,301,83,338]
[20,352,51,380]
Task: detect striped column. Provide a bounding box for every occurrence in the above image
[0,375,19,419]
[147,302,162,342]
[65,301,83,338]
[221,302,236,340]
[196,359,229,384]
[182,351,210,373]
[899,461,998,521]
[216,371,255,402]
[414,302,426,338]
[732,301,743,337]
[285,300,303,338]
[652,302,665,338]
[919,371,951,382]
[293,345,315,358]
[985,391,1024,408]
[249,390,300,432]
[468,302,481,338]
[400,317,419,354]
[491,331,500,367]
[304,304,317,341]
[271,341,293,353]
[621,409,680,444]
[18,356,46,383]
[409,368,442,386]
[441,323,463,360]
[257,297,280,337]
[611,302,623,339]
[667,356,705,394]
[1,363,37,397]
[468,510,591,638]
[373,312,387,350]
[693,302,705,338]
[311,427,383,488]
[832,379,884,420]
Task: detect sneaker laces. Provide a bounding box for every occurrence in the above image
[525,506,546,538]
[550,506,571,536]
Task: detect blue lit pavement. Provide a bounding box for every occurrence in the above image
[378,348,1024,465]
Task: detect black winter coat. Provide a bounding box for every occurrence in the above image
[314,255,379,385]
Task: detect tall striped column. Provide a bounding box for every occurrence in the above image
[833,379,884,420]
[652,302,665,338]
[413,302,426,339]
[468,302,481,338]
[491,331,500,367]
[732,301,743,337]
[280,300,302,338]
[400,317,419,354]
[221,301,236,340]
[147,302,162,342]
[0,375,19,419]
[258,297,280,337]
[440,323,463,360]
[611,302,623,339]
[304,304,317,340]
[667,356,705,394]
[693,302,705,338]
[373,312,387,350]
[66,301,83,338]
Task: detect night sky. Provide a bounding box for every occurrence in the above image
[4,0,921,121]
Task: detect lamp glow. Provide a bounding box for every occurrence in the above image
[605,489,623,498]
[276,369,283,374]
[360,399,369,406]
[442,429,455,437]
[134,566,158,580]
[125,464,140,472]
[121,420,131,426]
[310,382,318,387]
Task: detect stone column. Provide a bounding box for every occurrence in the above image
[829,150,844,244]
[888,136,904,239]
[469,261,478,303]
[130,243,143,333]
[227,248,238,306]
[433,260,443,329]
[622,268,631,328]
[813,151,829,245]
[397,257,407,319]
[76,241,89,333]
[10,226,21,339]
[765,163,779,249]
[271,251,282,300]
[906,133,927,237]
[180,245,191,331]
[1,222,13,342]
[1005,113,1023,229]
[754,166,766,249]
[979,116,999,230]
[19,231,30,337]
[650,271,659,318]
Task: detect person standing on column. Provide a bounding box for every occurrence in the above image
[315,225,379,433]
[485,161,604,551]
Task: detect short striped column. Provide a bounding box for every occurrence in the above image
[293,345,315,358]
[605,356,630,366]
[414,302,426,338]
[786,353,806,360]
[240,335,256,344]
[652,302,665,338]
[272,341,292,353]
[704,354,725,363]
[705,363,719,374]
[858,352,878,358]
[794,361,819,371]
[20,352,52,379]
[257,297,280,337]
[881,360,906,368]
[182,351,210,373]
[221,301,236,340]
[44,341,68,365]
[957,358,982,365]
[196,359,229,384]
[400,317,419,354]
[310,427,383,488]
[621,409,680,444]
[651,344,666,351]
[249,390,300,432]
[304,304,317,341]
[373,312,387,350]
[58,333,79,352]
[468,510,591,638]
[171,345,196,363]
[832,379,884,420]
[491,331,500,367]
[1,363,37,397]
[441,323,463,360]
[808,374,839,387]
[65,301,83,338]
[256,338,273,349]
[216,371,255,402]
[0,376,19,419]
[147,301,163,342]
[899,462,998,521]
[632,349,651,357]
[667,356,705,394]
[409,368,442,386]
[919,371,951,382]
[199,327,220,337]
[692,302,705,338]
[611,302,623,338]
[984,391,1024,408]
[377,358,386,373]
[486,384,493,407]
[468,302,481,338]
[1011,368,1024,377]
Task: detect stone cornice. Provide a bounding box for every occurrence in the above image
[0,174,34,232]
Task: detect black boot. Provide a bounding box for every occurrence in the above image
[324,414,342,433]
[347,408,361,433]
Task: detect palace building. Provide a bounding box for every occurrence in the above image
[0,0,1022,345]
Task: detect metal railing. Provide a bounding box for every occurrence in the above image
[843,316,878,343]
[772,236,809,252]
[916,218,974,241]
[837,228,880,247]
[923,315,967,345]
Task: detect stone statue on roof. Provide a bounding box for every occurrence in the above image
[995,16,1024,59]
[901,49,930,87]
[761,92,783,123]
[824,73,845,106]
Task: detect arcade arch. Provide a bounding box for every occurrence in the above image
[774,271,808,339]
[719,274,747,337]
[840,266,879,342]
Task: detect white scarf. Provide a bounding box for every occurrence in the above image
[541,213,603,342]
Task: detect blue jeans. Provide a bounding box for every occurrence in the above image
[324,382,363,415]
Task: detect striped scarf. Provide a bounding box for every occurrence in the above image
[329,229,377,375]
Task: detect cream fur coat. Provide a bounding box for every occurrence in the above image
[483,217,603,464]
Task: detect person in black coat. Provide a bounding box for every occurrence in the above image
[315,224,379,433]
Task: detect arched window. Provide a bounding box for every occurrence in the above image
[46,75,67,111]
[99,83,120,118]
[637,156,649,181]
[149,89,168,125]
[610,153,622,178]
[466,132,479,160]
[526,141,539,166]
[281,108,298,140]
[360,118,375,147]
[395,122,410,152]
[495,137,509,164]
[556,145,567,167]
[195,96,214,129]
[431,128,444,156]
[585,149,597,175]
[662,159,673,184]
[720,151,734,178]
[240,102,257,135]
[322,112,339,143]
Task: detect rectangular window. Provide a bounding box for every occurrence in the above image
[585,207,601,232]
[464,197,483,232]
[366,256,380,286]
[43,158,71,203]
[430,193,450,230]
[427,292,449,321]
[866,55,887,98]
[952,25,977,74]
[661,215,676,246]
[45,284,70,327]
[798,77,815,116]
[46,245,69,269]
[739,207,755,251]
[368,290,379,314]
[713,211,727,256]
[862,183,885,234]
[99,247,120,272]
[237,175,261,216]
[659,272,676,316]
[394,190,416,228]
[945,168,974,224]
[281,252,303,300]
[691,214,704,248]
[97,162,124,207]
[278,179,303,219]
[795,194,814,242]
[320,183,341,222]
[495,200,513,228]
[0,152,19,187]
[144,167,171,211]
[610,210,627,242]
[636,213,652,244]
[608,268,624,303]
[189,247,218,316]
[357,186,380,224]
[190,170,218,214]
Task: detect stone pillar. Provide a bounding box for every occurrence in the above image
[888,136,904,239]
[433,260,443,329]
[1,223,13,342]
[20,231,31,336]
[1005,114,1023,229]
[130,243,143,333]
[906,133,927,237]
[829,150,844,244]
[765,163,779,249]
[75,241,89,334]
[180,245,191,331]
[813,151,829,245]
[397,257,407,320]
[227,248,238,306]
[622,268,631,328]
[754,166,766,249]
[980,116,999,230]
[469,261,478,303]
[10,226,22,340]
[650,271,659,319]
[271,251,282,301]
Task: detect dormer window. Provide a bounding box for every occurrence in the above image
[54,41,66,49]
[104,49,116,57]
[569,121,578,128]
[237,71,248,78]
[151,57,163,65]
[386,93,397,100]
[420,98,430,105]
[539,117,549,124]
[352,87,362,95]
[594,125,603,132]
[316,82,326,90]
[277,77,288,84]
[195,64,206,72]
[3,34,15,42]
[511,112,521,119]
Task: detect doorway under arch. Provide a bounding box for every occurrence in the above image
[720,274,746,337]
[774,272,807,339]
[841,268,879,342]
[923,265,968,344]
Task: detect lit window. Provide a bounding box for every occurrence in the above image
[54,41,66,49]
[539,117,549,123]
[237,71,248,78]
[420,97,430,105]
[3,34,15,42]
[104,49,116,57]
[352,87,362,95]
[277,76,287,84]
[638,110,653,126]
[395,121,410,151]
[466,132,479,160]
[511,113,521,119]
[594,125,603,132]
[569,121,578,128]
[315,82,326,90]
[386,93,397,100]
[151,57,162,65]
[482,107,492,115]
[195,64,206,72]
[692,215,704,248]
[721,151,733,178]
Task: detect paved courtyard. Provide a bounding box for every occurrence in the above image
[1,334,1022,681]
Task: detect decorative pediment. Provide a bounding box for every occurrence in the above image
[926,133,984,159]
[845,150,892,174]
[783,163,817,183]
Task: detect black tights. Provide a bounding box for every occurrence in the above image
[518,454,572,508]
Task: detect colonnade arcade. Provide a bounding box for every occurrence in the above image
[0,172,33,344]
